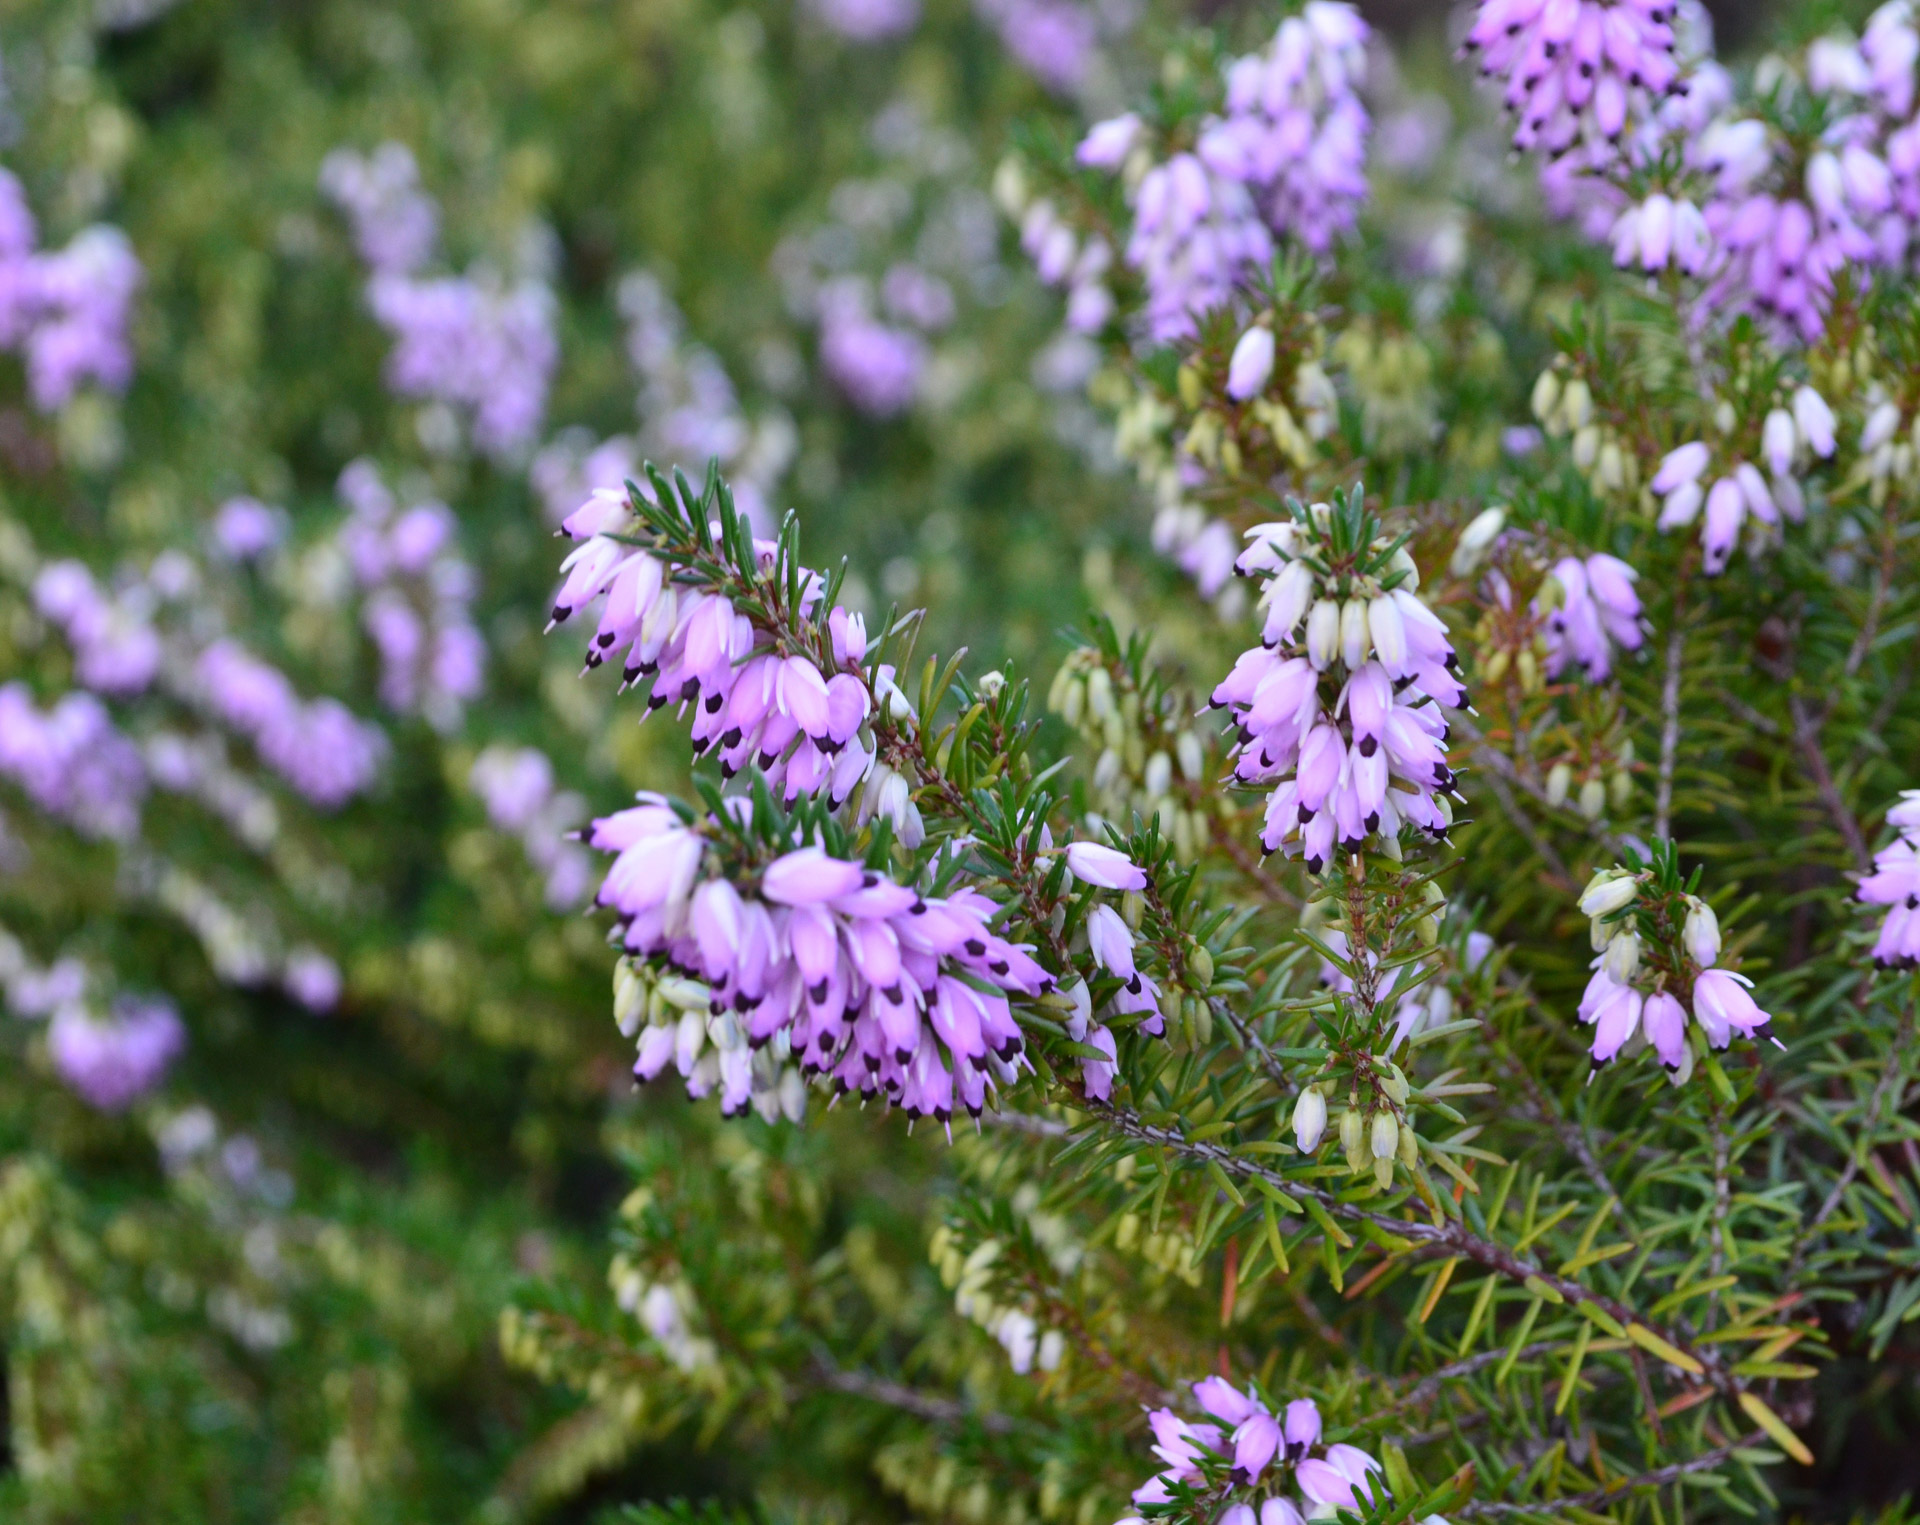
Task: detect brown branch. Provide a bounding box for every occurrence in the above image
[1788,694,1872,874]
[811,1354,1016,1433]
[1458,1434,1765,1518]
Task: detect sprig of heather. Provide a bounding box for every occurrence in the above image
[1859,789,1920,966]
[1211,485,1467,875]
[1575,840,1781,1081]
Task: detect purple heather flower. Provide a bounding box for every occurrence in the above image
[551,495,879,806]
[318,143,439,275]
[0,682,146,839]
[596,810,1047,1124]
[1693,967,1775,1046]
[1198,5,1372,254]
[283,948,342,1012]
[1213,514,1462,873]
[1120,152,1274,341]
[49,995,185,1111]
[1539,553,1644,682]
[817,280,926,416]
[1463,0,1680,159]
[806,0,919,40]
[196,640,384,808]
[212,496,287,562]
[975,0,1098,92]
[1227,326,1277,399]
[1064,841,1146,890]
[1861,790,1920,966]
[0,174,142,412]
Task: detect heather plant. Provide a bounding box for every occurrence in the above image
[2,0,1920,1521]
[509,3,1920,1523]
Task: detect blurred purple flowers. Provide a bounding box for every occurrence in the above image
[0,168,141,411]
[321,144,556,459]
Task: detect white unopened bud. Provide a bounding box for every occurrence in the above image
[1683,896,1720,967]
[1293,1088,1328,1152]
[1339,598,1371,669]
[1579,871,1638,918]
[1370,1110,1400,1161]
[1605,929,1641,982]
[1306,599,1340,670]
[1450,506,1505,577]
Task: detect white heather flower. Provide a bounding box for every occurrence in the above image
[1578,870,1638,919]
[1683,897,1721,967]
[1305,598,1340,670]
[1604,928,1642,982]
[1450,506,1505,577]
[1227,326,1276,400]
[1793,386,1837,458]
[1293,1087,1328,1152]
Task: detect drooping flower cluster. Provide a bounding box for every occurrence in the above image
[1211,491,1465,873]
[321,143,557,458]
[32,558,163,695]
[1462,0,1681,160]
[805,0,919,41]
[817,277,931,416]
[196,640,386,809]
[1859,790,1920,966]
[334,460,485,729]
[1080,127,1274,343]
[1121,1383,1384,1525]
[593,802,1048,1123]
[1537,552,1644,681]
[551,488,886,806]
[974,0,1099,94]
[0,682,146,839]
[48,994,187,1112]
[1649,387,1834,572]
[210,496,287,564]
[0,168,141,411]
[1576,861,1779,1076]
[1197,4,1371,254]
[469,744,595,910]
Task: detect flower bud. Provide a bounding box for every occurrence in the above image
[1293,1088,1328,1152]
[1545,762,1572,807]
[1306,599,1340,670]
[1339,1106,1366,1169]
[1227,325,1277,400]
[1579,871,1638,918]
[1450,506,1505,577]
[1683,896,1720,968]
[1604,928,1641,983]
[1339,598,1371,669]
[1187,944,1214,990]
[1530,369,1562,425]
[1578,778,1606,820]
[1396,1119,1419,1167]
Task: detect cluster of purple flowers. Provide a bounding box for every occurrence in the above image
[1538,553,1643,681]
[1119,1384,1385,1525]
[0,168,141,412]
[196,640,385,809]
[210,496,288,563]
[470,744,595,909]
[33,559,163,695]
[1511,4,1920,341]
[1072,6,1369,341]
[1211,509,1464,873]
[592,802,1048,1123]
[1859,790,1920,966]
[321,144,557,458]
[1079,123,1273,344]
[1649,389,1833,572]
[1197,4,1371,254]
[0,682,146,839]
[1576,867,1778,1074]
[1463,0,1681,158]
[619,271,792,524]
[974,0,1098,94]
[334,460,485,730]
[1018,195,1116,336]
[48,994,186,1112]
[816,276,933,417]
[806,0,919,41]
[552,489,887,807]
